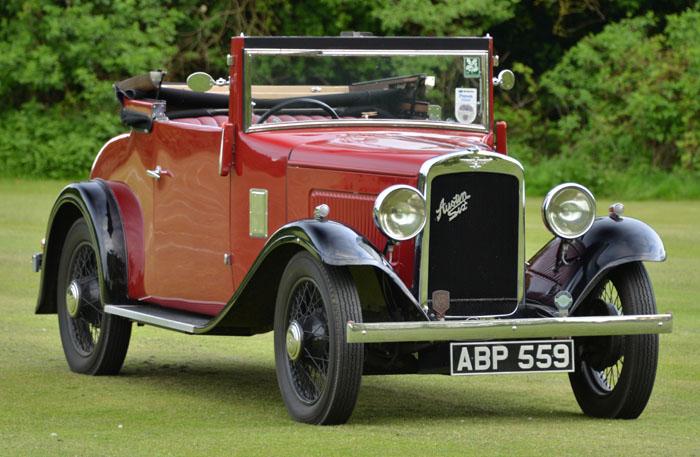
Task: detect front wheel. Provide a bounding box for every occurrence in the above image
[569,262,659,419]
[274,251,364,425]
[56,218,132,375]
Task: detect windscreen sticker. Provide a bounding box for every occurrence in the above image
[463,57,481,78]
[455,88,478,124]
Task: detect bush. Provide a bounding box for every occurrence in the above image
[537,6,700,189]
[0,96,121,179]
[0,0,182,178]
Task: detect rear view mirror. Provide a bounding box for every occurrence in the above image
[186,72,216,92]
[493,69,515,91]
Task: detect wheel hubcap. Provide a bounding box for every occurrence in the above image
[286,320,304,362]
[66,280,82,318]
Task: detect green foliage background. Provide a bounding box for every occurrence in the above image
[1,0,698,197]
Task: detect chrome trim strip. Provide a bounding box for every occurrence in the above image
[247,119,489,134]
[346,313,674,343]
[104,305,197,333]
[417,149,526,315]
[246,48,487,56]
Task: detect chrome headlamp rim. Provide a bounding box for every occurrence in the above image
[373,185,427,242]
[542,183,596,240]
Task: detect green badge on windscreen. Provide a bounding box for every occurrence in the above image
[464,57,481,78]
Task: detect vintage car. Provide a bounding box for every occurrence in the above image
[33,35,672,425]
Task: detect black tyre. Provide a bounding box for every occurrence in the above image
[274,251,364,425]
[569,262,659,419]
[57,218,132,375]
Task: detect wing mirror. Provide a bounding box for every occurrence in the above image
[186,72,229,92]
[493,69,515,91]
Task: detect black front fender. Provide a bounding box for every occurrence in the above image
[271,219,391,266]
[36,179,128,314]
[201,219,424,335]
[526,216,665,314]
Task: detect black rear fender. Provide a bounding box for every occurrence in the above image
[36,180,128,314]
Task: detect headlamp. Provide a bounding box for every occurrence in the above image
[373,185,427,241]
[542,183,596,239]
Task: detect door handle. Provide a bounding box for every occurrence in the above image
[146,165,173,180]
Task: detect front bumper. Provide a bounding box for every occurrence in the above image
[346,313,673,343]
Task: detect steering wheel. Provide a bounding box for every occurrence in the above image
[255,98,340,124]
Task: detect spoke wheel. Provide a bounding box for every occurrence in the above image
[57,219,132,375]
[274,251,363,425]
[569,262,659,419]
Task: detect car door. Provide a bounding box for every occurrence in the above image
[148,121,233,316]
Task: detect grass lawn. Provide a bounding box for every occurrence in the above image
[1,178,698,456]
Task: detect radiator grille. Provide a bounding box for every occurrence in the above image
[426,172,519,317]
[310,190,386,249]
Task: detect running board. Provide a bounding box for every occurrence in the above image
[104,304,212,334]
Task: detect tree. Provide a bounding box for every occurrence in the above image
[0,0,182,177]
[542,7,700,172]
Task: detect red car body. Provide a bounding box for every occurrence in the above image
[93,125,496,314]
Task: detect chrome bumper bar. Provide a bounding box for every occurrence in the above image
[346,313,673,343]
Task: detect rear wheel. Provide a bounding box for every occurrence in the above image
[569,262,659,419]
[274,251,364,425]
[57,218,132,375]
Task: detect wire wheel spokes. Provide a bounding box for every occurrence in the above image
[67,243,102,356]
[600,280,622,313]
[287,279,330,404]
[588,279,624,392]
[590,356,624,391]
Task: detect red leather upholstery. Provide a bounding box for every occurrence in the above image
[173,115,230,127]
[251,114,334,124]
[174,114,352,127]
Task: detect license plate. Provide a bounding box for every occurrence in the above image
[450,339,574,376]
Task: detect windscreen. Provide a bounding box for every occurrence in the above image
[245,51,489,130]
